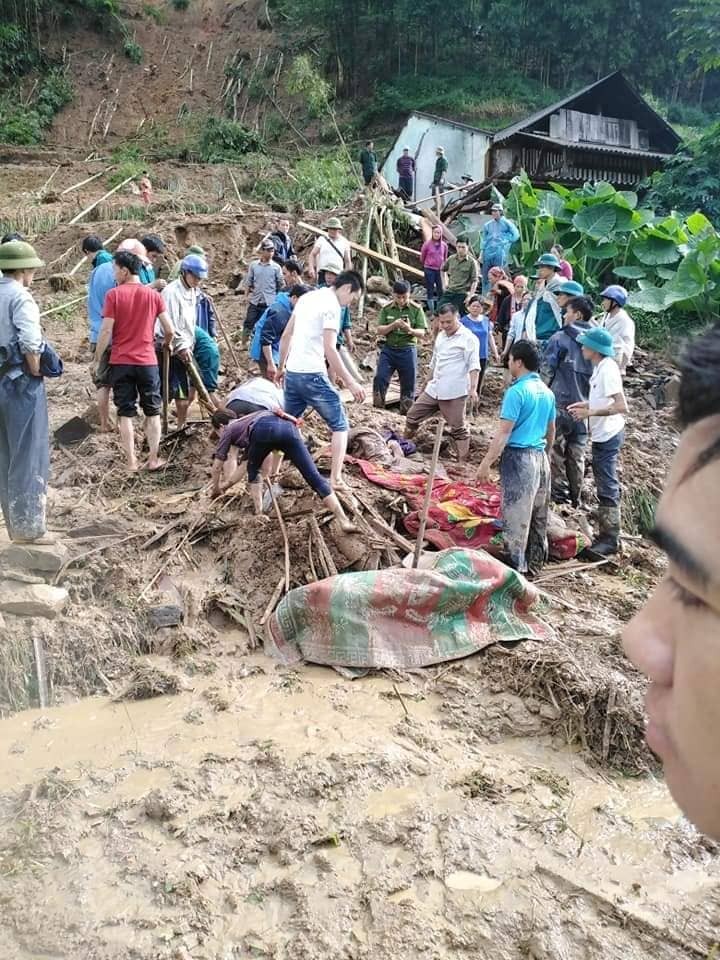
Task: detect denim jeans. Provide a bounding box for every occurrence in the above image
[284,371,348,432]
[247,415,331,498]
[591,429,624,507]
[373,345,417,408]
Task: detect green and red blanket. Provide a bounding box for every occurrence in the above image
[266,548,553,671]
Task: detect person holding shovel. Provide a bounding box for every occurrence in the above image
[160,253,210,430]
[209,407,358,533]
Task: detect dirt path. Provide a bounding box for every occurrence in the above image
[2,652,719,960]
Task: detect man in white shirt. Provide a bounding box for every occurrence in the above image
[600,285,635,375]
[279,271,365,489]
[160,254,207,429]
[568,327,629,556]
[307,218,352,286]
[225,377,284,417]
[404,303,481,461]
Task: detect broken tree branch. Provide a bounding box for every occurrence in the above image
[68,175,134,225]
[412,417,443,568]
[266,480,290,593]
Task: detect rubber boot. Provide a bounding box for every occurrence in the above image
[588,505,621,557]
[373,391,386,409]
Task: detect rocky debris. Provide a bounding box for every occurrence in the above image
[0,539,69,574]
[0,581,69,619]
[147,604,184,629]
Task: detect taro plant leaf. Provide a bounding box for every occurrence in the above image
[633,235,682,266]
[592,182,616,199]
[628,285,670,313]
[615,191,638,210]
[614,207,643,232]
[663,281,705,307]
[585,242,620,260]
[548,181,572,198]
[655,266,677,280]
[572,203,617,240]
[613,265,647,279]
[687,211,713,236]
[537,190,568,220]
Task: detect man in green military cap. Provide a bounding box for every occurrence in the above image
[0,240,53,542]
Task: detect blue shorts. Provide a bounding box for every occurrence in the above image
[284,371,348,432]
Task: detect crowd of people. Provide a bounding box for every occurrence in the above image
[1,205,720,849]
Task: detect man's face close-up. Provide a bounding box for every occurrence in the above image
[438,314,459,335]
[623,413,720,839]
[394,293,410,308]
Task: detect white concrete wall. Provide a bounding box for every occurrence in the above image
[382,114,491,208]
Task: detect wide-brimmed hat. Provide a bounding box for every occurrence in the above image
[578,327,615,357]
[555,280,584,296]
[534,253,561,269]
[491,202,504,212]
[436,146,445,154]
[325,217,343,230]
[0,240,44,270]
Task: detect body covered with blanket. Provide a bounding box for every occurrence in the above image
[266,548,553,672]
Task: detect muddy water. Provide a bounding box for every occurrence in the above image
[1,654,718,960]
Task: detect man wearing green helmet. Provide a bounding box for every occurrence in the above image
[0,240,52,542]
[568,326,629,556]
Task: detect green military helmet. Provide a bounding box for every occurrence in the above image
[534,253,561,269]
[556,280,584,296]
[0,240,45,270]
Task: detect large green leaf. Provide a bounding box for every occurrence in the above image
[572,203,617,240]
[615,191,638,210]
[585,242,619,260]
[548,181,572,198]
[592,182,616,199]
[687,210,713,236]
[628,286,669,313]
[613,265,647,279]
[633,235,682,266]
[537,190,566,219]
[655,266,677,280]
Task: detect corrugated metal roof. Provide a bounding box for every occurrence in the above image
[492,72,680,148]
[508,131,672,160]
[409,111,494,137]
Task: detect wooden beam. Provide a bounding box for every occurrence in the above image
[296,220,424,279]
[68,176,134,226]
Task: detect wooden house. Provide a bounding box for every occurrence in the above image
[382,73,680,207]
[489,72,681,187]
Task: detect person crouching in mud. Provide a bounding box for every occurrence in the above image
[209,407,358,533]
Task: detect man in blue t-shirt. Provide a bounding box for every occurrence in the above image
[477,340,556,575]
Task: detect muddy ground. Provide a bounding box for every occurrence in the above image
[1,160,717,959]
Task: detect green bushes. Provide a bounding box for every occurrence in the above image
[0,68,72,144]
[195,117,264,162]
[123,38,143,63]
[247,154,357,210]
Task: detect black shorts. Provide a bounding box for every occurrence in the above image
[110,364,162,418]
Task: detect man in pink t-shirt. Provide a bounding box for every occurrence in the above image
[95,250,174,473]
[420,224,448,315]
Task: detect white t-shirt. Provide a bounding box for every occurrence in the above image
[286,286,341,374]
[589,356,626,443]
[227,377,284,410]
[315,235,351,274]
[427,324,481,400]
[160,279,197,353]
[602,308,635,372]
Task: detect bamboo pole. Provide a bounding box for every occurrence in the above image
[65,225,124,278]
[40,295,86,318]
[37,166,60,196]
[297,220,424,279]
[162,347,170,434]
[412,418,444,569]
[205,295,242,375]
[184,355,216,411]
[408,178,486,208]
[396,243,421,258]
[60,167,111,196]
[358,202,374,327]
[68,176,134,225]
